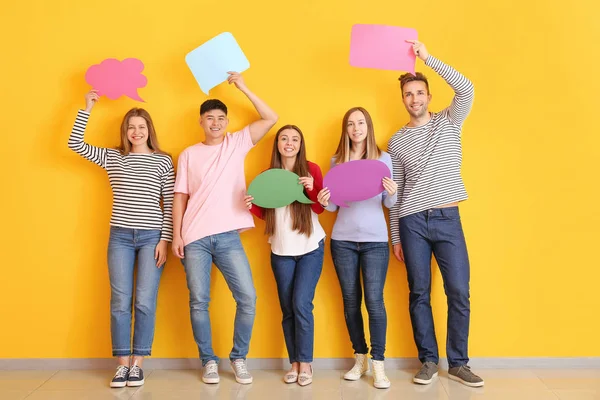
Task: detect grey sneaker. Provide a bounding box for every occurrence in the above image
[231,359,253,384]
[202,360,220,384]
[448,365,484,387]
[413,361,438,384]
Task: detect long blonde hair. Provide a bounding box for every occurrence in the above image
[117,108,168,156]
[333,107,381,164]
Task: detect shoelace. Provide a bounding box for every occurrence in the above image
[114,365,129,379]
[129,365,141,379]
[350,358,365,373]
[233,360,249,375]
[205,362,218,375]
[373,363,388,381]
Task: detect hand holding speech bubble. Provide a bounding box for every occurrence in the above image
[324,159,391,208]
[248,169,314,209]
[349,24,418,74]
[85,58,147,102]
[185,32,250,95]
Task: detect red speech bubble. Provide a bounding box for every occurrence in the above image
[85,58,147,102]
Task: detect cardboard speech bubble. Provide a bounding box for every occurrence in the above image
[248,169,313,209]
[85,58,147,102]
[324,159,391,207]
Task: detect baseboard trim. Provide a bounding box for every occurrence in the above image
[1,358,598,370]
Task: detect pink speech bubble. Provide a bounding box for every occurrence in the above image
[85,58,147,102]
[324,159,391,208]
[349,24,418,74]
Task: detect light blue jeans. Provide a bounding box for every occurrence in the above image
[107,226,164,357]
[182,230,257,366]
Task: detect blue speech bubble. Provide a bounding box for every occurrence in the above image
[185,32,250,95]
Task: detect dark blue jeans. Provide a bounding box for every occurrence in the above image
[399,207,470,368]
[270,240,324,363]
[330,240,389,361]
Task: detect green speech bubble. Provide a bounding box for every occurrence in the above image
[247,169,314,209]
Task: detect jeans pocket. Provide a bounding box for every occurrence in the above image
[440,207,460,220]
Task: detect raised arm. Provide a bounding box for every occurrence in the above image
[67,90,107,168]
[407,40,474,127]
[227,72,279,145]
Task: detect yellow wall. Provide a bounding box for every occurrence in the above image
[1,0,599,359]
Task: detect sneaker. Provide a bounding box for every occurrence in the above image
[448,365,484,387]
[413,361,438,385]
[110,365,129,388]
[202,360,220,384]
[127,365,145,387]
[372,360,390,389]
[231,359,253,384]
[343,354,369,381]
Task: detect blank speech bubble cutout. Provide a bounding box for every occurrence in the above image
[85,58,147,102]
[349,24,418,74]
[248,169,313,209]
[185,32,250,95]
[324,159,391,208]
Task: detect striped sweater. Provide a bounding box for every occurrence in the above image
[388,55,475,244]
[68,110,175,241]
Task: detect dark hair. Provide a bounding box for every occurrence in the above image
[200,99,227,116]
[263,125,313,237]
[399,72,430,94]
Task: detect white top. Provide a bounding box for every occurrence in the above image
[269,206,326,256]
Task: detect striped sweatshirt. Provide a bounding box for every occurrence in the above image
[68,110,175,241]
[387,55,475,245]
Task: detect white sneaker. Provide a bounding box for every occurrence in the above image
[343,354,369,381]
[372,360,391,389]
[202,360,220,384]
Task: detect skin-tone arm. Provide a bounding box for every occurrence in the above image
[227,72,279,145]
[171,193,189,259]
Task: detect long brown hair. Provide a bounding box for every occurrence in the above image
[264,125,313,237]
[333,107,381,164]
[117,108,168,156]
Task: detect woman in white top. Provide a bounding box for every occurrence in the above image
[246,125,325,386]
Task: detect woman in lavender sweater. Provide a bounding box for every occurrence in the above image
[317,107,397,389]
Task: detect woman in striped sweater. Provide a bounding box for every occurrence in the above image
[68,91,175,388]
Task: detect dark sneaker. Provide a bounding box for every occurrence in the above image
[448,365,484,387]
[127,365,145,387]
[110,365,129,388]
[413,361,438,384]
[231,359,253,384]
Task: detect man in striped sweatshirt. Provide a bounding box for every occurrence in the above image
[387,40,483,387]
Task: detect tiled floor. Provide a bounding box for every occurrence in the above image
[0,368,598,399]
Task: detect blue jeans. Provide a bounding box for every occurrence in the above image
[182,230,256,366]
[107,226,164,357]
[330,240,389,361]
[399,207,471,368]
[270,240,324,363]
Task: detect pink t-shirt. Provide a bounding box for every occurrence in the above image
[175,126,255,246]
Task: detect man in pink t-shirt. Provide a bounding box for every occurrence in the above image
[172,72,278,385]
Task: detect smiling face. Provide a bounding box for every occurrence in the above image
[126,116,149,147]
[200,109,229,141]
[277,128,302,159]
[401,80,432,119]
[346,110,368,145]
